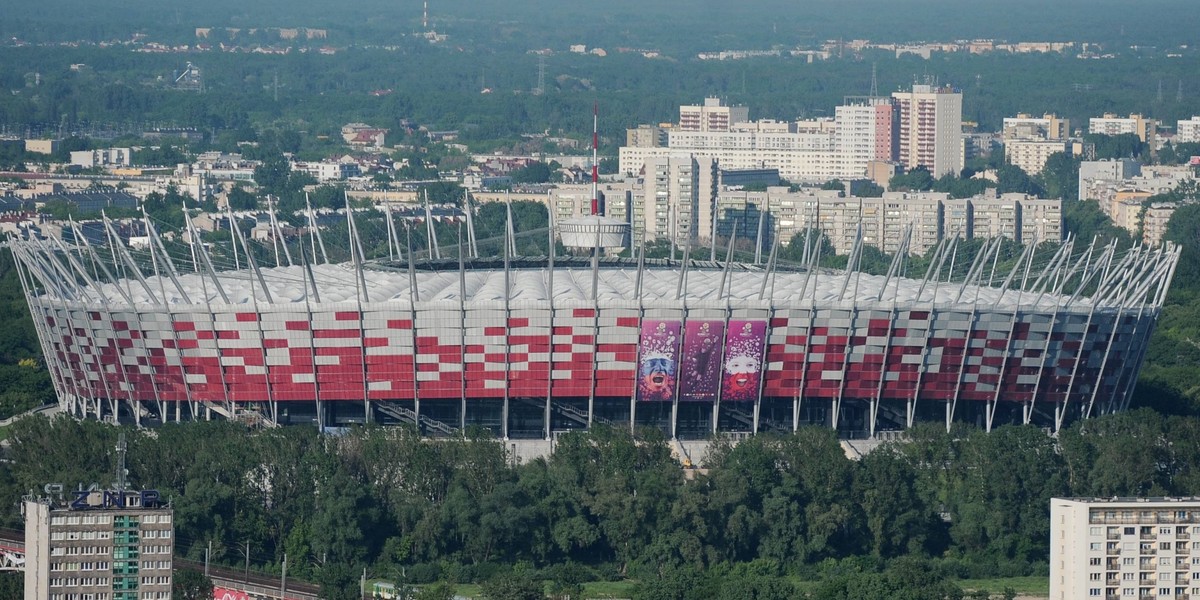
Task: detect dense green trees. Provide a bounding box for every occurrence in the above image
[4,412,1200,594]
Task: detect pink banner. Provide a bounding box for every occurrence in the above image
[637,320,681,402]
[678,320,725,402]
[722,320,767,401]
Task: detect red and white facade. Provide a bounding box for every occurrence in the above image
[9,235,1179,438]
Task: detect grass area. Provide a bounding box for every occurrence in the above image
[580,580,637,597]
[955,576,1049,596]
[452,581,636,598]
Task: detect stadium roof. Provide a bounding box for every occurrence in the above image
[65,262,1102,310]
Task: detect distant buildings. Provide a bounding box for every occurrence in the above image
[1001,113,1072,176]
[341,123,388,149]
[710,188,1059,256]
[620,96,906,184]
[290,157,362,182]
[24,140,59,155]
[1050,497,1200,600]
[892,84,964,178]
[69,148,133,169]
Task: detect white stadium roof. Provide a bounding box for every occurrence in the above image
[66,262,1095,311]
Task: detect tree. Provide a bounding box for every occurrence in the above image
[510,161,553,184]
[888,167,934,192]
[171,569,213,600]
[1038,152,1081,200]
[226,186,258,211]
[480,572,544,600]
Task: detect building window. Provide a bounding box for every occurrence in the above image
[1089,589,1101,597]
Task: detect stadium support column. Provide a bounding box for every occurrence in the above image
[630,229,647,435]
[545,200,556,441]
[753,235,780,434]
[11,249,72,416]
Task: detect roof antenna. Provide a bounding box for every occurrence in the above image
[591,102,600,216]
[114,432,127,492]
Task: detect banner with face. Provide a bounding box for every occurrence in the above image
[636,319,681,402]
[722,320,767,401]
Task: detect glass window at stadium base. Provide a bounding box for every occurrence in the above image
[8,228,1178,441]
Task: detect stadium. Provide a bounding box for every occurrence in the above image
[5,207,1180,440]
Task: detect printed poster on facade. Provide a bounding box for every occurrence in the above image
[678,320,726,402]
[636,319,681,402]
[722,320,767,402]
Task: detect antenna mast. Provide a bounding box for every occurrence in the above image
[115,432,127,491]
[591,102,599,216]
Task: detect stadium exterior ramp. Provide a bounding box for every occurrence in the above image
[6,218,1180,440]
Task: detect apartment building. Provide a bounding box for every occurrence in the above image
[1050,497,1200,600]
[1089,113,1158,146]
[1176,117,1200,144]
[1006,139,1070,177]
[678,97,749,132]
[1002,113,1071,141]
[712,188,1058,256]
[24,489,173,600]
[641,154,718,246]
[619,97,900,184]
[892,84,964,178]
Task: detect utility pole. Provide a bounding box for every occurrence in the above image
[280,553,287,600]
[204,541,211,578]
[243,541,250,586]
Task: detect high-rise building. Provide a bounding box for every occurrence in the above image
[678,97,749,132]
[24,489,174,600]
[642,154,718,246]
[892,84,964,178]
[835,97,896,173]
[1050,497,1200,600]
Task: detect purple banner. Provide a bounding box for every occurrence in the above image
[678,320,726,402]
[637,320,681,402]
[722,320,767,402]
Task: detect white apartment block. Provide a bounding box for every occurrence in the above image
[1006,139,1070,176]
[1176,117,1200,144]
[1090,113,1158,145]
[1050,497,1200,600]
[679,97,749,132]
[892,85,964,178]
